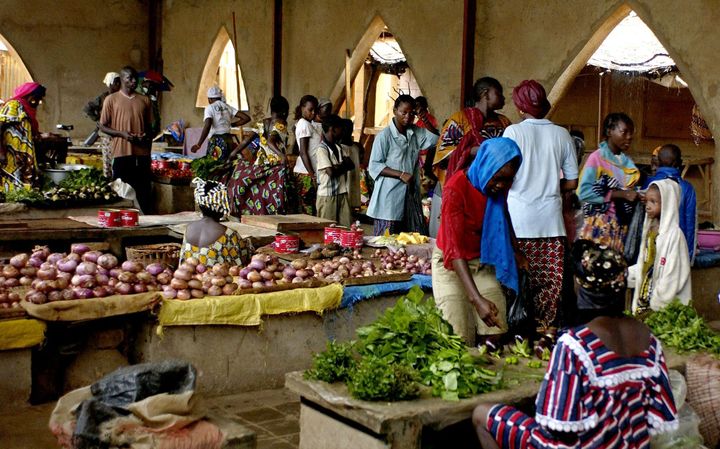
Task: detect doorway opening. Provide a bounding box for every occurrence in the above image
[0,35,33,103]
[196,28,249,111]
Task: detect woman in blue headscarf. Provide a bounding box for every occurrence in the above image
[432,137,525,346]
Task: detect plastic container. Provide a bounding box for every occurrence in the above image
[697,230,720,249]
[120,209,139,227]
[97,209,121,227]
[324,226,344,245]
[341,229,364,249]
[274,234,300,254]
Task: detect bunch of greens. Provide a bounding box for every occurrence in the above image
[644,300,720,355]
[58,168,108,190]
[5,186,44,204]
[190,157,226,180]
[306,287,500,401]
[347,356,420,401]
[304,340,356,383]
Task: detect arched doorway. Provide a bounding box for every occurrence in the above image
[0,34,33,101]
[196,27,249,111]
[549,8,714,219]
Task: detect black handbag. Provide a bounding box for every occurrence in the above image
[507,269,534,336]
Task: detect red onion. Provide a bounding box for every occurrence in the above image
[195,264,207,274]
[238,279,252,289]
[57,258,78,273]
[146,284,159,292]
[108,278,118,287]
[60,289,75,301]
[338,257,350,264]
[133,283,147,293]
[47,253,65,265]
[247,271,262,283]
[188,279,203,290]
[109,268,121,279]
[207,285,223,296]
[66,253,81,263]
[283,266,297,279]
[259,270,273,281]
[70,244,90,256]
[118,271,136,283]
[295,269,308,279]
[3,278,19,288]
[252,281,265,289]
[48,291,63,302]
[161,287,177,299]
[95,274,109,286]
[82,251,102,263]
[115,282,132,295]
[273,271,283,280]
[27,257,43,268]
[264,280,275,287]
[19,276,33,286]
[93,286,110,298]
[55,277,69,290]
[2,265,19,278]
[173,269,192,281]
[71,274,95,288]
[136,271,154,284]
[248,260,266,271]
[31,246,49,260]
[56,271,72,282]
[97,254,119,270]
[76,262,97,276]
[27,291,47,304]
[190,289,204,299]
[170,278,188,290]
[10,253,29,268]
[0,293,7,303]
[212,264,229,277]
[266,263,278,273]
[292,277,305,284]
[238,267,250,279]
[177,289,191,300]
[145,263,164,276]
[222,283,237,295]
[37,267,57,280]
[73,287,94,299]
[229,266,240,276]
[96,267,109,276]
[121,260,142,273]
[184,257,199,267]
[156,272,171,285]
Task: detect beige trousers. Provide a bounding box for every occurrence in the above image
[316,193,352,227]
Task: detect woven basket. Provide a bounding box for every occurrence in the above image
[125,243,181,268]
[685,353,720,448]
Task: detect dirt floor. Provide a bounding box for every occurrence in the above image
[0,388,301,449]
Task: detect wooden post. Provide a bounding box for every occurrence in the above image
[461,0,477,108]
[272,0,283,97]
[345,49,352,119]
[231,12,242,109]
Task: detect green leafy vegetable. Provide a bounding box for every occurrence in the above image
[305,340,356,383]
[58,168,107,190]
[348,356,420,401]
[527,360,543,369]
[508,339,532,358]
[644,300,720,355]
[504,356,519,365]
[190,157,226,180]
[5,186,44,204]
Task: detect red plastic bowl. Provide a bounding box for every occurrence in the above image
[697,230,720,249]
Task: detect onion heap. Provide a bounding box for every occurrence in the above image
[234,254,312,290]
[163,257,238,300]
[375,248,432,275]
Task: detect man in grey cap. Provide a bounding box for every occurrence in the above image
[191,86,251,160]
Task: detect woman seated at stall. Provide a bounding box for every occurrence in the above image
[472,239,678,449]
[216,96,290,216]
[0,82,47,190]
[180,178,250,267]
[432,137,525,347]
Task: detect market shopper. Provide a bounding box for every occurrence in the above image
[314,114,354,226]
[190,86,251,161]
[367,95,438,235]
[428,77,511,237]
[577,113,641,252]
[292,95,321,215]
[180,178,249,266]
[432,137,523,346]
[631,180,691,314]
[83,72,121,174]
[644,144,697,260]
[504,80,579,337]
[473,239,678,449]
[99,66,153,213]
[414,96,439,135]
[0,82,46,190]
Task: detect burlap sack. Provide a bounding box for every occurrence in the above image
[685,354,720,447]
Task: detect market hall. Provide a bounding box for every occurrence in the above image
[0,1,719,448]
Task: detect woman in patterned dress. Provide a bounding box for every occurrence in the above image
[472,240,678,449]
[180,178,250,267]
[0,82,46,190]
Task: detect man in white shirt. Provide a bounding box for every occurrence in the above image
[504,80,579,336]
[191,86,250,159]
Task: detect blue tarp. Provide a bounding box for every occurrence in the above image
[340,274,433,308]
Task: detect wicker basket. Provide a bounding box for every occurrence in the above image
[125,243,181,268]
[685,354,720,448]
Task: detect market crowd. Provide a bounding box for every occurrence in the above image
[0,70,694,448]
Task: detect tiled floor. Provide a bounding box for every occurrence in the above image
[0,388,301,449]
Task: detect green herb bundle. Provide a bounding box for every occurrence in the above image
[58,168,107,190]
[306,286,500,401]
[644,300,720,355]
[304,341,356,383]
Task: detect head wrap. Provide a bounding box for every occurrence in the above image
[652,145,662,158]
[318,98,332,108]
[512,80,551,119]
[10,82,45,134]
[572,239,627,311]
[104,72,120,87]
[466,137,523,293]
[207,86,223,99]
[192,178,230,218]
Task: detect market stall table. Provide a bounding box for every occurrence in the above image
[0,199,133,221]
[241,214,335,244]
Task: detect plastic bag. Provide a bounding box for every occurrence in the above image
[623,201,645,264]
[110,178,141,211]
[404,178,429,235]
[507,269,534,335]
[650,404,706,449]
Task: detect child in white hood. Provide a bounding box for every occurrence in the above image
[631,179,691,313]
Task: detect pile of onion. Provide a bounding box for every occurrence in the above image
[379,248,432,275]
[162,257,238,300]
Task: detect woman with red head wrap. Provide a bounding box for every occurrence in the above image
[0,82,46,190]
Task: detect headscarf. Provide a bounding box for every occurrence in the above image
[318,98,332,109]
[572,239,627,310]
[10,82,45,134]
[103,72,120,87]
[207,86,223,99]
[512,80,551,119]
[466,137,522,293]
[445,107,485,181]
[192,178,230,218]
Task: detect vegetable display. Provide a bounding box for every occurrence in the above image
[644,300,720,355]
[305,287,500,401]
[163,257,238,300]
[374,248,432,275]
[3,168,118,206]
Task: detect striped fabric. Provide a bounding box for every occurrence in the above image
[487,325,678,449]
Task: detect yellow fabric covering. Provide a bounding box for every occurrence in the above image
[0,318,46,350]
[157,283,343,329]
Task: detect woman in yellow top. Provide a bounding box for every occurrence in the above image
[180,178,250,266]
[0,82,47,190]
